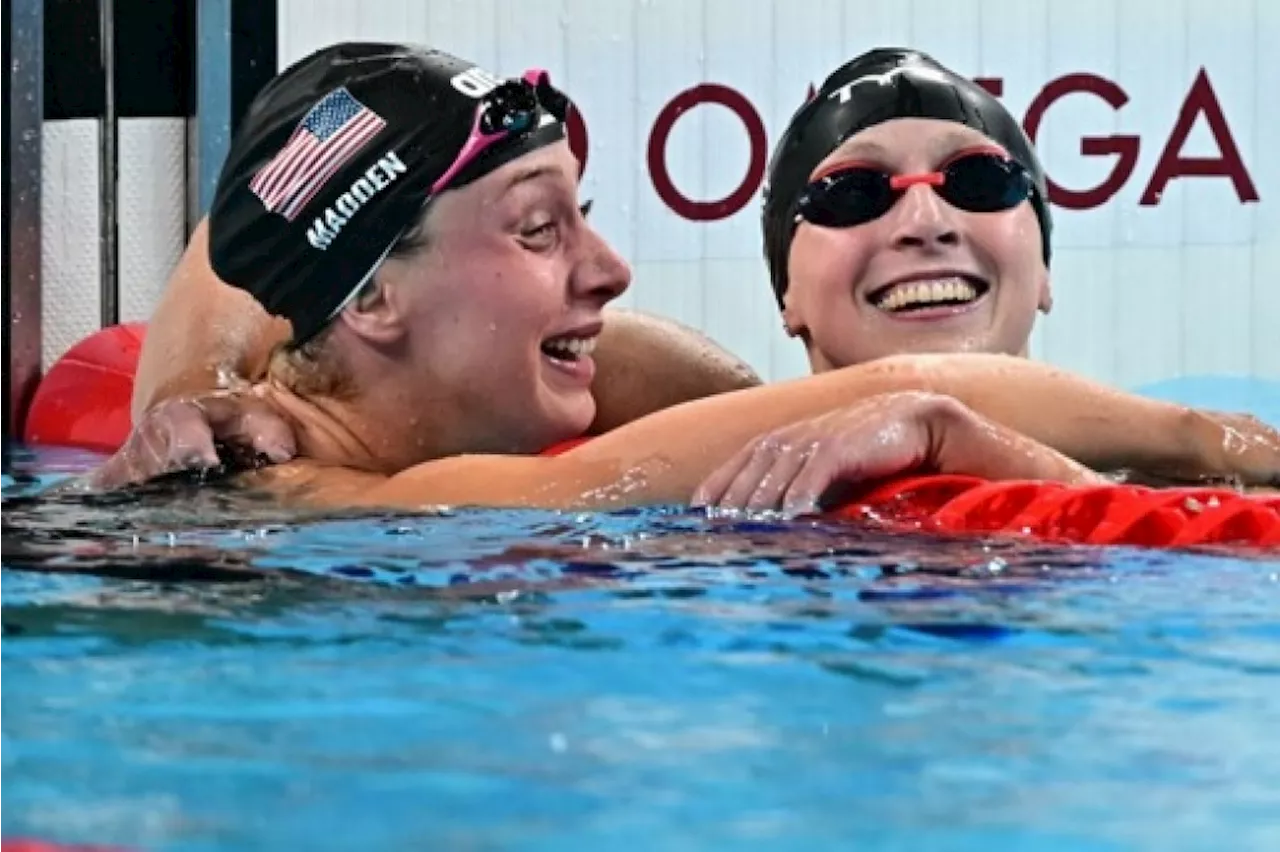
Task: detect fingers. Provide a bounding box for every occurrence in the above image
[197,394,297,463]
[1184,410,1280,486]
[779,446,856,517]
[690,440,757,508]
[155,401,222,470]
[778,419,927,516]
[77,396,251,492]
[691,429,820,513]
[75,388,300,494]
[694,428,908,517]
[694,394,964,517]
[692,401,915,515]
[1209,412,1279,451]
[78,418,205,490]
[725,437,815,512]
[239,408,297,462]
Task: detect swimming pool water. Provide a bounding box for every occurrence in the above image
[4,445,1279,851]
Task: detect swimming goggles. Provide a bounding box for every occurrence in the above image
[431,69,568,194]
[795,149,1034,228]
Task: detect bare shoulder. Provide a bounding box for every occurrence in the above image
[603,308,762,387]
[588,308,763,433]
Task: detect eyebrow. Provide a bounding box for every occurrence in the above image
[816,130,1007,177]
[834,138,890,161]
[501,164,560,194]
[931,130,1006,157]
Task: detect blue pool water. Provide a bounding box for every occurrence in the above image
[3,444,1279,851]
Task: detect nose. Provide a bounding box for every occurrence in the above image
[887,183,962,252]
[572,226,632,305]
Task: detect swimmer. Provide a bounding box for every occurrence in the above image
[699,47,1279,509]
[132,49,1055,427]
[79,43,1280,512]
[696,46,1082,508]
[762,47,1055,371]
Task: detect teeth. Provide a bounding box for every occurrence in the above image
[875,277,980,312]
[543,335,598,357]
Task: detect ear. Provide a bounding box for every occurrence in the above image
[1036,268,1053,315]
[780,293,808,339]
[334,273,409,346]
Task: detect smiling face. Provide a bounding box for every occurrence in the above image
[372,140,631,454]
[781,117,1052,372]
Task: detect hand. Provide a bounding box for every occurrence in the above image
[691,391,1103,516]
[1135,409,1280,487]
[1190,410,1280,487]
[74,389,297,491]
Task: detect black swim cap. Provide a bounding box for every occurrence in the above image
[762,48,1053,308]
[209,42,568,345]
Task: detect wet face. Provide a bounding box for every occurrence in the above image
[378,141,631,454]
[783,118,1051,372]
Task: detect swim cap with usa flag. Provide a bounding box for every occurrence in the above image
[208,41,567,345]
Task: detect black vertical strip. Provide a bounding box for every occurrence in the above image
[114,0,193,118]
[0,0,11,437]
[43,0,104,120]
[185,0,198,118]
[44,0,193,120]
[184,0,197,235]
[229,0,276,136]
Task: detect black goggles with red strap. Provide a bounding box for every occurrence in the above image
[795,149,1036,229]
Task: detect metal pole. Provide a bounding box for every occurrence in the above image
[197,0,233,216]
[4,0,45,439]
[99,0,119,327]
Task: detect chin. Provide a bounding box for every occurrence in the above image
[535,392,596,448]
[561,395,597,437]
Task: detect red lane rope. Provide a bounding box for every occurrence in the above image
[823,475,1279,551]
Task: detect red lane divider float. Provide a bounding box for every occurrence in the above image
[22,322,146,453]
[825,475,1280,551]
[546,441,1278,551]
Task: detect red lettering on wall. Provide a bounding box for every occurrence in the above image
[566,69,1256,221]
[566,100,589,177]
[974,77,1004,97]
[1140,68,1259,205]
[647,83,768,221]
[1023,73,1140,210]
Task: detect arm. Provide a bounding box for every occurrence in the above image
[353,353,1278,510]
[132,218,760,426]
[690,391,1103,514]
[131,219,291,420]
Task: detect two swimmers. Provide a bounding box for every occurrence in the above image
[81,43,1280,510]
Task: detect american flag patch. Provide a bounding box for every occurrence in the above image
[248,87,387,221]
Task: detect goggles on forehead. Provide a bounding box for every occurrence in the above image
[795,149,1035,229]
[431,68,569,195]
